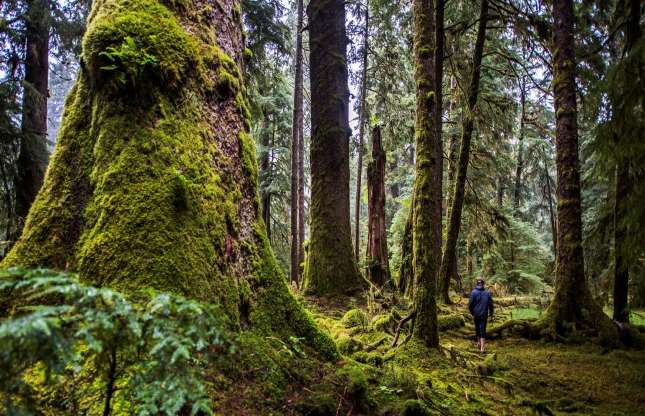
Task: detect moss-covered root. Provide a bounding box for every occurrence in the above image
[2,0,335,359]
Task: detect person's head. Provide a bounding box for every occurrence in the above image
[476,278,485,288]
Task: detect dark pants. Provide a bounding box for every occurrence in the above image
[474,315,488,339]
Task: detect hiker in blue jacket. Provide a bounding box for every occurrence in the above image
[468,278,494,353]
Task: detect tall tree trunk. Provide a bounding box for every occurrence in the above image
[354,2,369,262]
[3,0,336,357]
[613,0,640,323]
[303,0,363,295]
[366,126,389,286]
[445,75,459,220]
[543,0,614,339]
[439,0,488,304]
[290,0,304,285]
[433,0,445,284]
[513,78,526,213]
[410,0,440,348]
[15,0,50,234]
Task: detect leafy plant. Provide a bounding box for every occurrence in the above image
[99,36,158,86]
[0,268,234,416]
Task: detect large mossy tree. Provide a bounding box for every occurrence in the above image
[2,0,335,357]
[302,0,363,295]
[539,0,614,340]
[410,0,441,348]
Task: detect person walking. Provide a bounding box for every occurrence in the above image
[468,278,494,353]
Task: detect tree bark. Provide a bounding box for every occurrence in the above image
[3,0,336,357]
[366,126,389,286]
[613,0,640,323]
[543,0,614,340]
[303,0,363,295]
[512,78,526,213]
[15,0,50,234]
[290,0,304,285]
[439,0,488,304]
[261,117,273,241]
[410,0,440,348]
[354,2,369,262]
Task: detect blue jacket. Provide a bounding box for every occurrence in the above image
[469,286,494,319]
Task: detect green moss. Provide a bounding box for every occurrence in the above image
[82,0,202,92]
[341,308,368,329]
[336,335,362,355]
[372,310,402,333]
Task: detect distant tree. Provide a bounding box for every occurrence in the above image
[366,125,390,286]
[303,0,364,295]
[439,0,489,304]
[290,0,304,285]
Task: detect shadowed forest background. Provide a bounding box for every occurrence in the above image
[0,0,644,414]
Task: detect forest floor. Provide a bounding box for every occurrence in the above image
[216,293,645,415]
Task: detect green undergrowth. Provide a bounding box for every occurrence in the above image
[284,294,645,415]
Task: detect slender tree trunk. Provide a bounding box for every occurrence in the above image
[445,75,459,220]
[544,156,557,256]
[3,0,336,357]
[15,0,50,234]
[544,0,614,339]
[354,2,369,262]
[496,174,504,207]
[439,0,488,304]
[290,0,304,285]
[303,0,363,295]
[613,0,640,323]
[513,78,526,213]
[410,0,440,348]
[366,126,389,286]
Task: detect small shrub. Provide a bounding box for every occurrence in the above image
[0,268,234,415]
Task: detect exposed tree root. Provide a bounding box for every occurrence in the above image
[391,310,416,348]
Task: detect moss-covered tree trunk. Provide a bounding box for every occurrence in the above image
[15,0,50,233]
[303,0,363,295]
[410,0,440,348]
[354,3,369,262]
[439,0,488,304]
[290,0,304,285]
[612,0,640,323]
[366,126,389,286]
[542,0,614,340]
[3,0,335,357]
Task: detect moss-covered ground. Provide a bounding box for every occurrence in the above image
[211,293,645,415]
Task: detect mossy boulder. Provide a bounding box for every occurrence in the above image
[437,314,466,331]
[372,309,401,333]
[336,335,363,355]
[401,399,433,416]
[341,308,368,329]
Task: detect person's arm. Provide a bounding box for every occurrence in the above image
[468,291,475,315]
[488,294,494,317]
